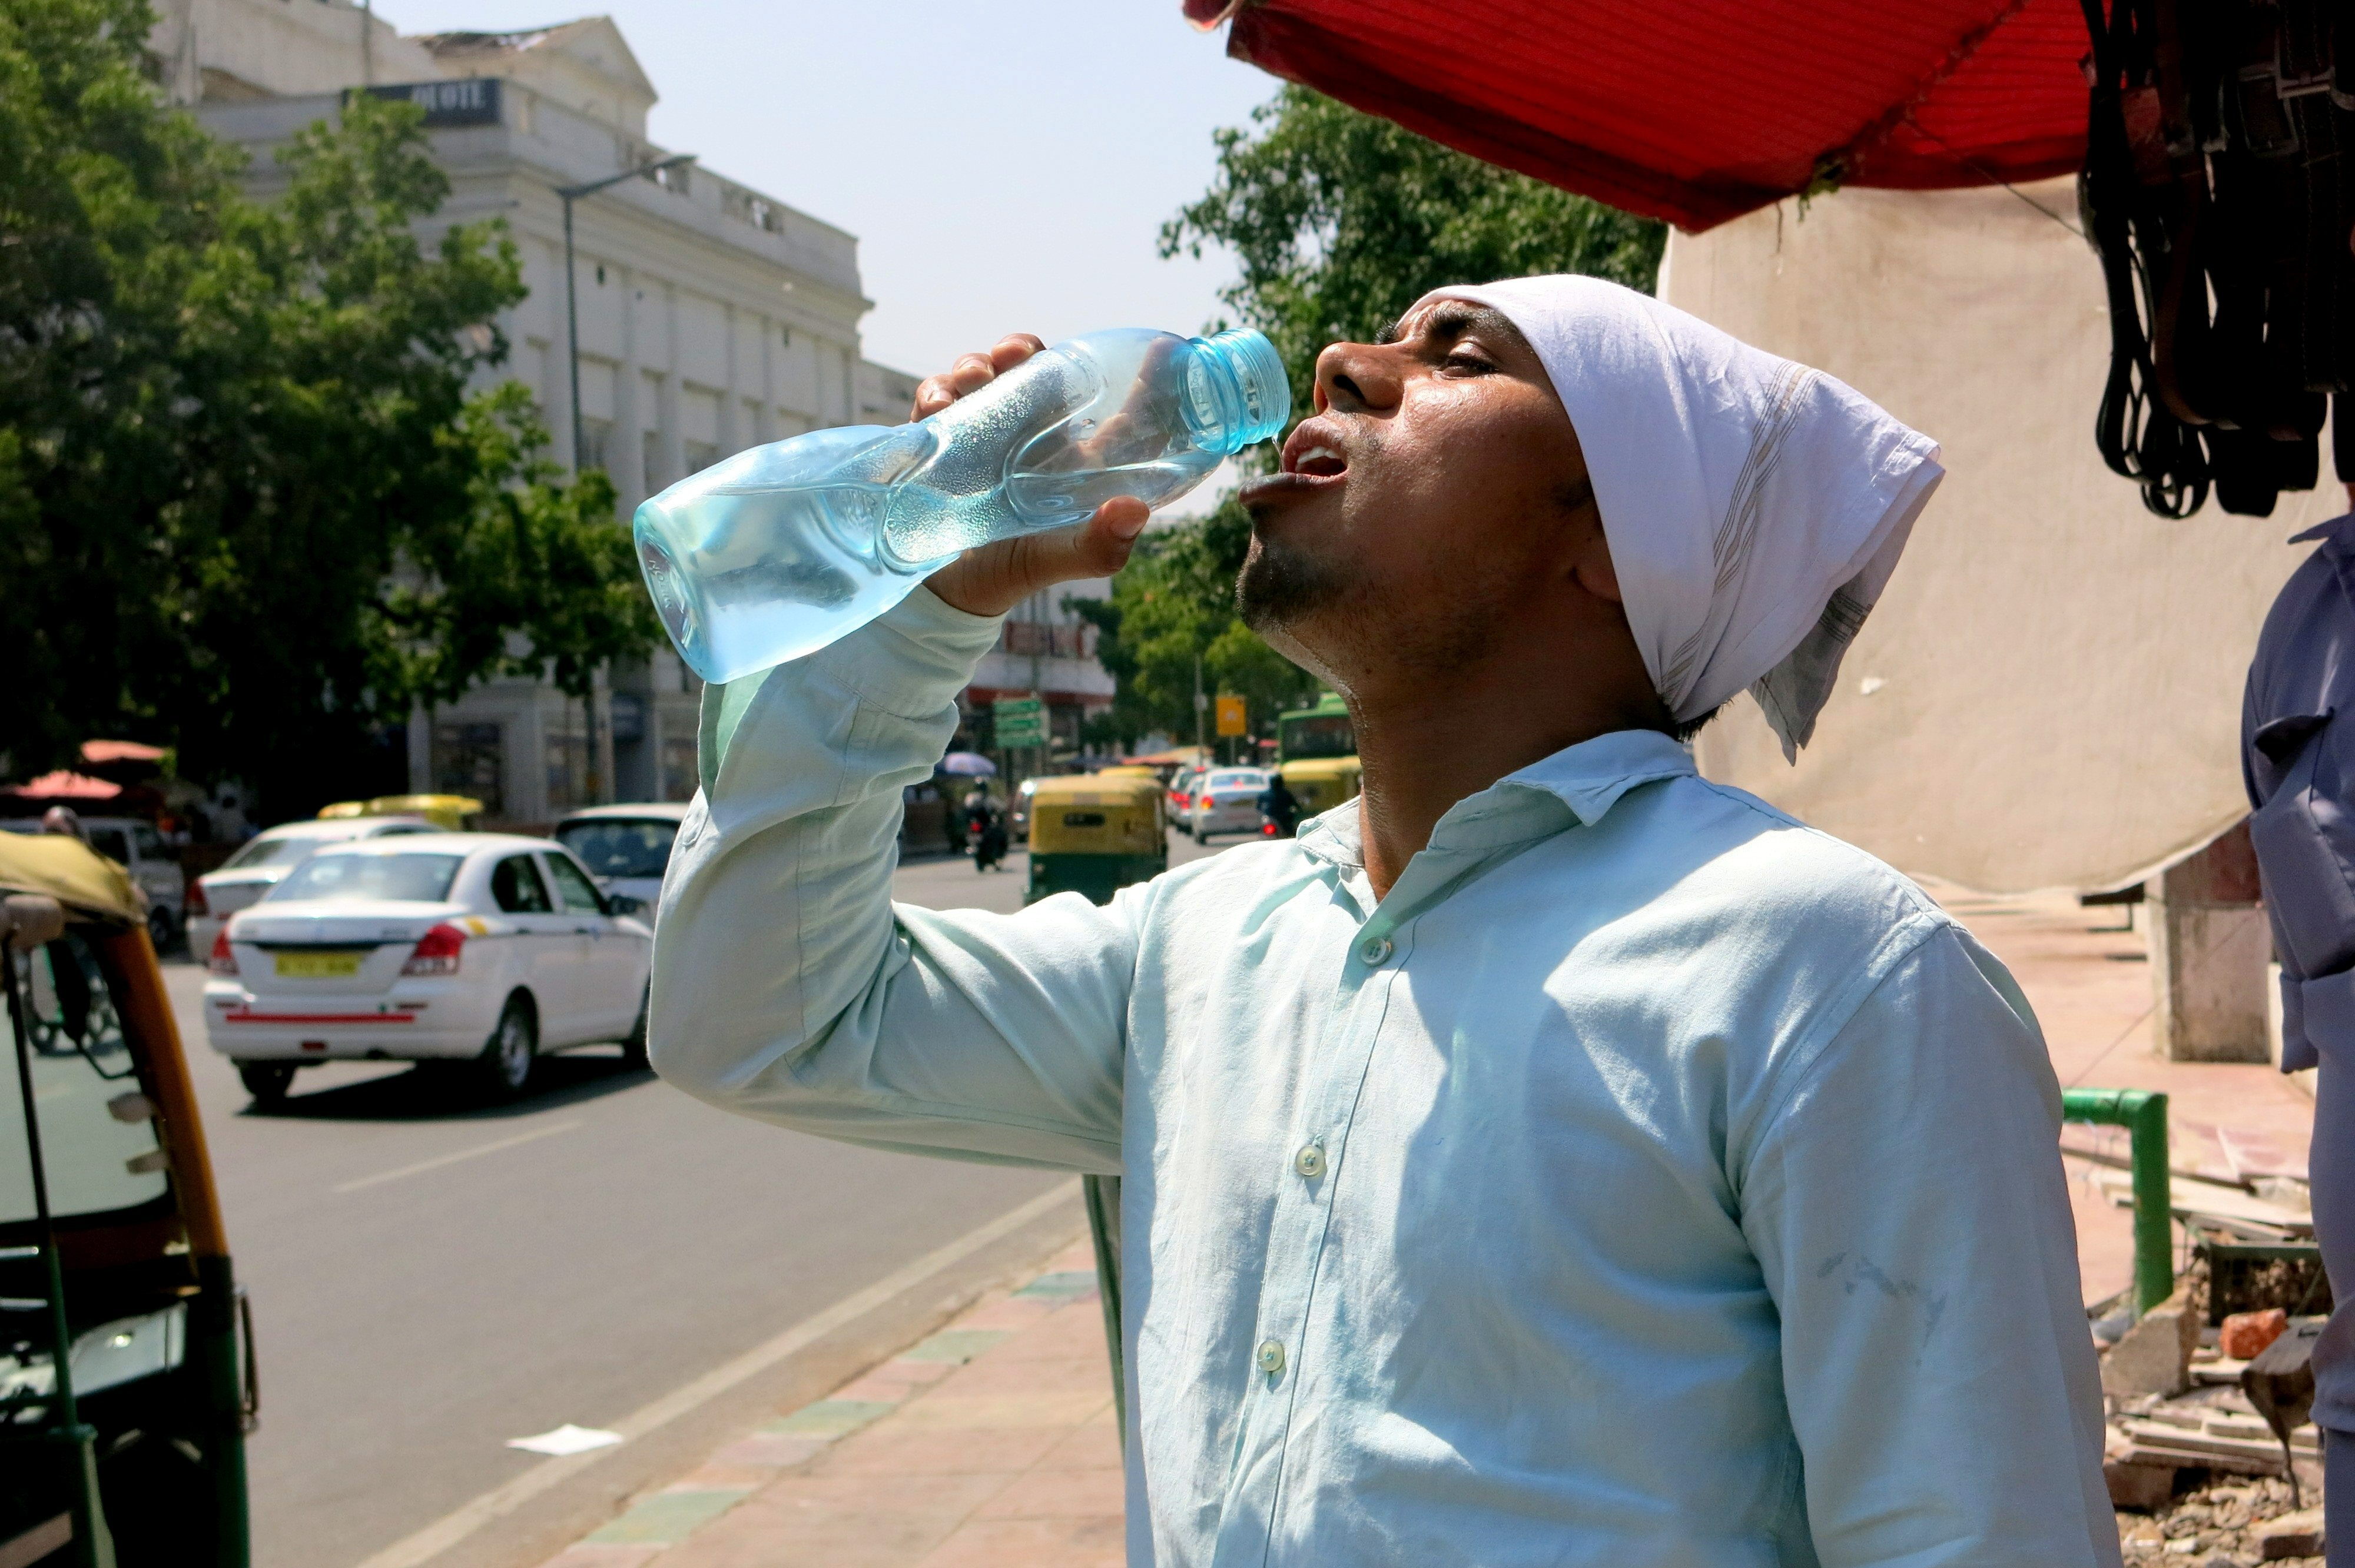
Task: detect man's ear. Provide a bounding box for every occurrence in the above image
[1560,483,1623,606]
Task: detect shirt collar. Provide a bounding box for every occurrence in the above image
[1294,727,1697,869]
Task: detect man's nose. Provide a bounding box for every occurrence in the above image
[1313,340,1404,416]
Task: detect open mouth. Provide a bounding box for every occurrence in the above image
[1290,445,1348,478]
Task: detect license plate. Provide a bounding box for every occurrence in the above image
[274,950,364,979]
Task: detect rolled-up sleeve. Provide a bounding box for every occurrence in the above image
[1741,921,2121,1568]
[648,587,1136,1174]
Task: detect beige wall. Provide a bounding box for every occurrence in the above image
[1663,180,2331,893]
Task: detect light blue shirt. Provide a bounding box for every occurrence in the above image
[652,589,2120,1568]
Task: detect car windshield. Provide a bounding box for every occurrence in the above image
[556,819,679,881]
[268,852,463,905]
[1208,772,1266,790]
[2,933,169,1225]
[221,833,333,870]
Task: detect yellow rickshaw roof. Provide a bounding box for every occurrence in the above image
[320,794,483,826]
[0,831,144,925]
[1031,775,1163,808]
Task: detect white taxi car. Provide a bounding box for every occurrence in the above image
[185,815,434,958]
[1186,768,1273,842]
[204,834,652,1105]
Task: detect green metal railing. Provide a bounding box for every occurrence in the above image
[2062,1087,2173,1317]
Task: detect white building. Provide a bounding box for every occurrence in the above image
[154,0,1113,822]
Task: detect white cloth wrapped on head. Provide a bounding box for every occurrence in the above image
[1432,275,1944,760]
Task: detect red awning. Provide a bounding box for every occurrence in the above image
[1181,0,2091,231]
[4,772,124,802]
[80,739,166,765]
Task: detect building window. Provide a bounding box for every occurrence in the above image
[643,430,664,490]
[546,723,591,813]
[662,735,697,802]
[432,722,505,818]
[579,417,614,473]
[684,439,719,475]
[1000,620,1092,659]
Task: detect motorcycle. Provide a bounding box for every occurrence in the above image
[967,800,1009,872]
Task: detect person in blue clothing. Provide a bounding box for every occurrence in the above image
[2244,504,2355,1566]
[650,277,2122,1566]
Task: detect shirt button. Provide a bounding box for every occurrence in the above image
[1256,1339,1286,1376]
[1358,935,1394,965]
[1293,1142,1326,1178]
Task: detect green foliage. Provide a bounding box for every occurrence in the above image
[1070,496,1321,749]
[384,383,659,706]
[1080,88,1664,748]
[1162,84,1666,419]
[0,0,654,814]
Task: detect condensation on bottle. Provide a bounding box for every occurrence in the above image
[634,327,1289,686]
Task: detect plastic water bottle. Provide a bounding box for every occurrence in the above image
[634,327,1289,685]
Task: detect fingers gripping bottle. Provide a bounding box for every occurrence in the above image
[634,327,1289,685]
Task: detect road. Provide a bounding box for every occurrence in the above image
[165,830,1230,1568]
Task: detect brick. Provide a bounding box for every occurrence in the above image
[2258,1508,2326,1560]
[583,1488,749,1545]
[708,1434,826,1470]
[765,1398,898,1439]
[2102,1459,2178,1511]
[914,1515,1125,1567]
[1013,1270,1101,1300]
[2223,1308,2290,1360]
[972,1464,1126,1520]
[2101,1289,2198,1398]
[530,1547,662,1568]
[902,1329,1014,1364]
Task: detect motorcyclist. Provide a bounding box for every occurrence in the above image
[963,781,1008,872]
[1258,772,1300,839]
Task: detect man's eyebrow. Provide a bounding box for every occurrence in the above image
[1378,302,1510,350]
[1373,318,1402,346]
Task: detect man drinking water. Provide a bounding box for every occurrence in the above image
[650,277,2118,1566]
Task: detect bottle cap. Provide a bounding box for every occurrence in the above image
[1185,330,1291,455]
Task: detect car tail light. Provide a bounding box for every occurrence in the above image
[208,928,238,976]
[402,922,466,976]
[186,881,210,917]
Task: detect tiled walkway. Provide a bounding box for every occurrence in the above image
[1929,881,2317,1309]
[526,885,2317,1563]
[530,1242,1121,1568]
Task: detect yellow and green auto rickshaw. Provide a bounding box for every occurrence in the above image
[1021,776,1169,1441]
[1279,756,1363,819]
[1,833,253,1568]
[1275,691,1361,821]
[1024,775,1168,908]
[316,793,483,831]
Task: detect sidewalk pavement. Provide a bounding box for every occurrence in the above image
[530,1240,1121,1568]
[1931,881,2317,1310]
[527,883,2310,1563]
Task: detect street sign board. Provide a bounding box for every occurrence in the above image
[993,696,1046,748]
[1215,695,1247,738]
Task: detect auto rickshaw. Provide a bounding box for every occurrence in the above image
[316,793,483,831]
[1021,775,1168,1443]
[1278,755,1363,818]
[1024,774,1168,908]
[1,834,253,1568]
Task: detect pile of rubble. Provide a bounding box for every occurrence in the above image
[2113,1476,2322,1566]
[2101,1260,2327,1564]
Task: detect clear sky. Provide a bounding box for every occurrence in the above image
[373,0,1282,381]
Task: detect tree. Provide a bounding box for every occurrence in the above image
[1072,497,1321,752]
[1071,87,1667,751]
[1162,83,1666,420]
[1,0,656,816]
